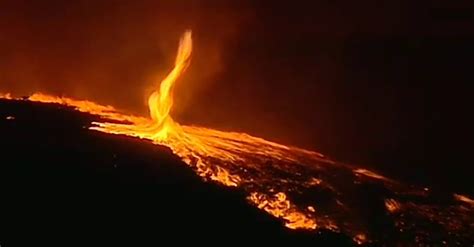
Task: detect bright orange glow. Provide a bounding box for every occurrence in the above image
[248,192,317,229]
[353,168,390,182]
[28,92,144,123]
[2,30,473,245]
[454,194,474,206]
[87,32,334,230]
[385,199,401,213]
[353,234,367,245]
[3,31,327,231]
[0,93,12,99]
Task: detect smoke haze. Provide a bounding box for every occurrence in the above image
[1,1,473,191]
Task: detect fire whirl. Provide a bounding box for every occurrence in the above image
[2,31,473,245]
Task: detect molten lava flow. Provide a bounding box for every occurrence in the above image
[2,30,473,246]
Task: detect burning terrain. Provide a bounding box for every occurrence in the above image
[1,31,473,246]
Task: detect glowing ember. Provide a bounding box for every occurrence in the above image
[1,30,473,245]
[385,199,401,213]
[353,168,390,181]
[353,234,367,245]
[454,194,474,206]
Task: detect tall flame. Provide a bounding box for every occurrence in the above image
[145,30,192,140]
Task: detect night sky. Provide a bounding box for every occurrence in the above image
[1,1,472,191]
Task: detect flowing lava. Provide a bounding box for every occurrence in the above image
[2,31,473,245]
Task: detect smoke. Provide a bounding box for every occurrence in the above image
[0,0,253,115]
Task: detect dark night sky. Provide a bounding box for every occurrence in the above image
[1,1,473,191]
